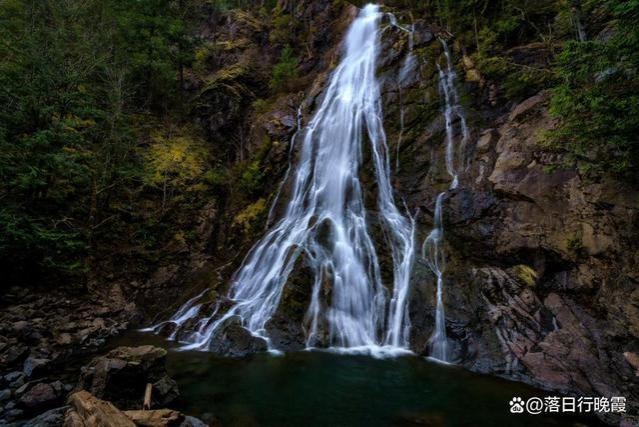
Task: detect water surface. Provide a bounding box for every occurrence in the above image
[113,331,605,427]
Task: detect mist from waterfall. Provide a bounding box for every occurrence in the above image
[422,39,469,362]
[154,4,416,355]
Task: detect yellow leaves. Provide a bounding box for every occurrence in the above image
[215,38,251,51]
[232,198,267,233]
[172,231,186,245]
[512,264,538,286]
[188,182,208,193]
[143,126,211,192]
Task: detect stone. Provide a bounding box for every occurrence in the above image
[22,406,69,427]
[15,381,32,395]
[78,346,179,410]
[208,318,268,357]
[0,388,11,402]
[475,129,496,154]
[508,92,547,122]
[4,371,23,385]
[412,21,433,46]
[2,344,28,365]
[18,382,61,411]
[63,407,85,427]
[57,333,73,345]
[180,416,209,427]
[4,408,24,420]
[12,320,29,332]
[23,356,50,378]
[623,351,639,375]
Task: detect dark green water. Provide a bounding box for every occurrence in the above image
[113,331,605,427]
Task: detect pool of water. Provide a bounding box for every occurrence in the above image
[112,331,605,427]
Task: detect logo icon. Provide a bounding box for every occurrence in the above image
[526,397,544,414]
[509,397,525,414]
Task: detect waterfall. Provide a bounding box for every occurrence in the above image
[156,4,416,355]
[422,39,469,362]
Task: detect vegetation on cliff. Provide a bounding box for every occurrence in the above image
[403,0,638,180]
[0,0,205,285]
[548,0,639,179]
[0,0,636,286]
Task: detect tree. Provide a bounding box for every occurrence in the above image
[0,0,197,285]
[548,0,639,181]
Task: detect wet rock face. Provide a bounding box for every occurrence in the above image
[392,87,639,419]
[231,13,638,419]
[179,11,639,421]
[77,346,179,410]
[207,318,269,357]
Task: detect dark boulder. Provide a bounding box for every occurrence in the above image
[22,406,69,426]
[208,318,268,357]
[22,356,50,378]
[18,381,64,412]
[77,345,179,410]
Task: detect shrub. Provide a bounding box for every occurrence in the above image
[270,45,299,93]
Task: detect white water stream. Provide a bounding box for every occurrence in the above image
[422,39,469,362]
[151,7,468,363]
[153,4,416,356]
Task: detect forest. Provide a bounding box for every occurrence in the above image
[0,0,637,426]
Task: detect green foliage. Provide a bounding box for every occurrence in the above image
[232,198,267,233]
[566,235,586,257]
[204,166,229,190]
[270,46,300,92]
[240,161,264,194]
[476,55,556,101]
[548,0,639,180]
[252,99,270,114]
[143,127,211,209]
[269,4,297,46]
[107,0,195,110]
[0,0,198,284]
[398,0,563,48]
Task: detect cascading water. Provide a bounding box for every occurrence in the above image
[155,4,416,355]
[421,39,469,362]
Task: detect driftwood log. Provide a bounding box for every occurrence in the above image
[124,409,185,427]
[143,383,153,410]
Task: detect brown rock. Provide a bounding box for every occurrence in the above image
[623,352,639,375]
[19,382,61,411]
[508,92,547,122]
[124,409,185,427]
[78,346,179,410]
[475,129,496,154]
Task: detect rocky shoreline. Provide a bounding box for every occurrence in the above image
[0,289,137,424]
[0,334,205,426]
